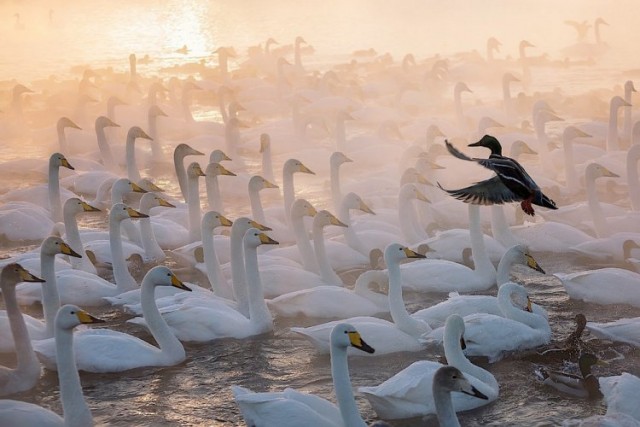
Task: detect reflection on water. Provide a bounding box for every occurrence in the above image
[1,0,640,426]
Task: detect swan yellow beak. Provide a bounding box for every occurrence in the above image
[525,254,545,274]
[17,265,45,283]
[137,129,153,140]
[60,157,75,170]
[525,297,533,313]
[403,247,426,259]
[60,242,82,258]
[602,167,620,178]
[263,179,279,189]
[359,201,375,215]
[249,220,272,231]
[76,310,106,324]
[219,165,237,176]
[143,181,164,192]
[194,165,206,177]
[258,233,279,245]
[219,214,233,227]
[171,274,192,291]
[416,190,431,203]
[81,201,101,212]
[126,207,149,219]
[218,151,232,161]
[298,163,315,175]
[329,214,348,228]
[130,182,148,193]
[416,174,434,186]
[348,331,375,354]
[158,198,176,208]
[305,205,318,217]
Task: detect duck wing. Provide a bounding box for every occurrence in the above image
[437,177,521,205]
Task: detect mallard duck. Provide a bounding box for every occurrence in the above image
[539,353,604,399]
[439,135,557,216]
[525,313,591,363]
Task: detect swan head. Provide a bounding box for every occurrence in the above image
[586,163,619,180]
[107,96,127,109]
[1,263,44,286]
[502,73,520,84]
[56,304,105,330]
[95,116,120,130]
[243,228,279,249]
[41,236,82,258]
[137,179,164,193]
[284,159,315,175]
[400,183,430,203]
[384,243,426,265]
[232,217,272,235]
[510,140,537,158]
[342,192,375,215]
[400,168,433,187]
[487,37,502,51]
[187,162,206,178]
[210,149,232,163]
[50,152,74,171]
[291,199,318,219]
[330,151,353,167]
[611,95,632,109]
[313,210,347,229]
[563,126,590,141]
[206,162,236,177]
[259,134,271,153]
[330,323,375,354]
[145,265,191,291]
[112,179,147,200]
[202,211,233,231]
[507,244,546,274]
[625,80,636,93]
[249,175,278,191]
[140,192,175,210]
[426,124,446,141]
[12,83,33,97]
[433,366,488,400]
[454,82,472,95]
[149,105,168,118]
[64,197,100,217]
[110,203,149,222]
[128,126,153,141]
[57,117,82,132]
[175,143,204,158]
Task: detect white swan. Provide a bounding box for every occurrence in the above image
[0,264,45,396]
[124,126,153,184]
[586,317,640,347]
[248,175,279,226]
[137,192,175,262]
[33,266,191,372]
[196,210,234,296]
[128,229,277,342]
[281,158,315,226]
[398,204,497,292]
[329,151,353,212]
[1,237,81,354]
[359,314,498,420]
[0,305,103,427]
[267,269,389,318]
[61,197,101,274]
[554,267,640,307]
[232,322,375,427]
[173,143,204,202]
[290,244,428,357]
[424,282,551,362]
[412,244,547,327]
[205,162,236,214]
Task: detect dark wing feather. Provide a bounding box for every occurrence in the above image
[445,140,475,162]
[437,176,521,205]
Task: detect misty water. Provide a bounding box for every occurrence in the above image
[1,1,640,426]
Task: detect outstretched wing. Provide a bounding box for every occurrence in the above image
[445,140,475,162]
[437,177,521,205]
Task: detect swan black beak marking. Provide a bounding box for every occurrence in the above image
[464,385,489,400]
[348,331,375,354]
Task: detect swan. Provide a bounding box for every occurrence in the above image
[359,314,498,420]
[586,317,640,347]
[137,192,175,262]
[0,264,45,396]
[248,175,279,226]
[568,234,640,265]
[187,162,206,242]
[124,126,153,184]
[431,366,490,427]
[173,143,204,202]
[554,266,640,307]
[195,211,234,296]
[0,305,103,427]
[205,162,236,213]
[259,133,275,182]
[55,117,82,155]
[411,244,547,327]
[281,158,315,227]
[0,237,82,354]
[33,266,191,372]
[424,282,551,362]
[267,269,389,318]
[397,204,497,293]
[232,323,375,427]
[329,151,353,212]
[128,229,277,343]
[290,244,428,357]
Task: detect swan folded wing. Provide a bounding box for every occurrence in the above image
[437,177,521,206]
[600,373,640,421]
[586,319,640,346]
[360,361,440,398]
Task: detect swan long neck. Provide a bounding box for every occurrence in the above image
[187,175,203,242]
[292,214,319,273]
[628,146,640,211]
[126,136,142,183]
[139,202,164,262]
[56,326,93,427]
[48,161,63,222]
[140,280,185,360]
[230,225,250,317]
[57,126,68,154]
[496,248,518,287]
[607,102,621,151]
[63,209,90,271]
[148,116,162,163]
[490,205,519,248]
[468,204,496,282]
[243,243,273,333]
[499,284,549,332]
[624,89,634,142]
[387,256,429,337]
[330,163,342,212]
[313,222,343,285]
[563,134,578,191]
[110,215,138,291]
[586,172,609,238]
[174,153,188,202]
[248,187,266,225]
[330,344,366,427]
[261,146,274,183]
[533,117,550,162]
[41,253,60,338]
[433,384,461,427]
[340,205,366,256]
[398,192,426,244]
[1,280,39,378]
[282,171,295,226]
[202,228,226,295]
[96,125,117,172]
[206,175,223,213]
